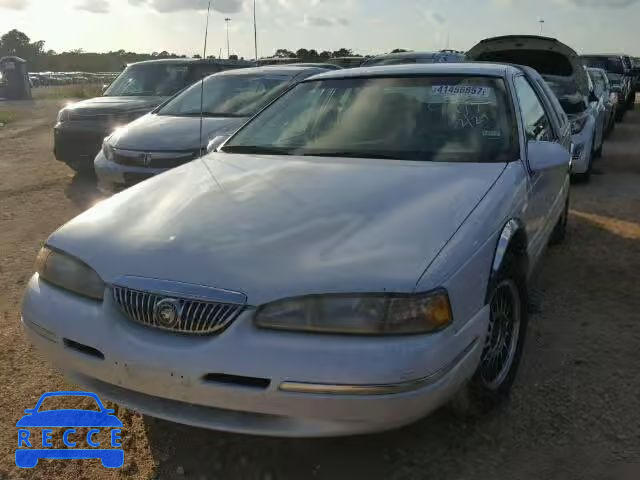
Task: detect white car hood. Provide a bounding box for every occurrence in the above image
[48,154,505,305]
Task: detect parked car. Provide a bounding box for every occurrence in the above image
[588,67,617,137]
[23,63,571,437]
[95,66,329,192]
[286,63,343,70]
[621,55,636,107]
[362,51,466,67]
[468,35,600,181]
[634,57,640,92]
[53,58,250,172]
[581,54,632,118]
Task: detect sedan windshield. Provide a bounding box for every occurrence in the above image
[104,63,192,97]
[223,76,517,162]
[157,74,293,117]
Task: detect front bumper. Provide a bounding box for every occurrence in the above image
[94,150,166,193]
[570,125,594,175]
[54,122,110,169]
[22,276,487,437]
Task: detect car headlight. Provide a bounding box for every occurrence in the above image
[570,113,589,134]
[255,290,453,335]
[102,139,115,162]
[56,109,69,123]
[35,246,105,300]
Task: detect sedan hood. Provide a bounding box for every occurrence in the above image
[48,155,505,305]
[109,114,246,151]
[65,96,166,118]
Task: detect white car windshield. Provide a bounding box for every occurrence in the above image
[157,73,292,117]
[222,75,517,162]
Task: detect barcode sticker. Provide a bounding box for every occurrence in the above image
[431,85,491,97]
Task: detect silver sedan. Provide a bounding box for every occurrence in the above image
[22,63,571,437]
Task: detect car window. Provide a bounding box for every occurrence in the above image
[514,76,553,142]
[158,73,293,117]
[590,72,605,97]
[223,75,518,163]
[104,63,191,97]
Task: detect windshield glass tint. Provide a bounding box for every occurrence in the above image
[158,73,292,117]
[582,56,624,74]
[223,76,516,162]
[104,63,191,97]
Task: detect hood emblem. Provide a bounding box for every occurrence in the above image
[153,298,182,328]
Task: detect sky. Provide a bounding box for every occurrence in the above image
[1,0,639,58]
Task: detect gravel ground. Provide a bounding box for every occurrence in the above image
[0,100,639,480]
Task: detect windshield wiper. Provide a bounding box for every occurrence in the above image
[220,145,293,155]
[300,151,406,160]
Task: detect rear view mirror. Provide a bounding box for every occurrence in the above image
[527,141,570,172]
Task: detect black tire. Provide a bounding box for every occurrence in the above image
[450,253,528,416]
[615,106,626,122]
[549,196,569,246]
[628,92,636,109]
[594,141,603,159]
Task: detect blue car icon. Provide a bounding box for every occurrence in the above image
[16,391,124,468]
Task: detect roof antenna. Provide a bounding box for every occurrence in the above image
[199,0,213,157]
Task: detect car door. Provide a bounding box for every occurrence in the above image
[513,74,565,263]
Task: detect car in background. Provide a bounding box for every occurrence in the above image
[362,51,466,67]
[54,58,250,172]
[588,67,617,137]
[468,36,600,181]
[582,54,632,118]
[634,57,640,92]
[287,63,343,70]
[621,55,636,106]
[23,63,571,437]
[95,65,329,192]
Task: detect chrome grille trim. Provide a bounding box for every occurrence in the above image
[112,285,246,335]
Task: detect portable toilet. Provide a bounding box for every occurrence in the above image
[0,56,32,100]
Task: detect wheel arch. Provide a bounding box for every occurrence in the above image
[486,218,529,304]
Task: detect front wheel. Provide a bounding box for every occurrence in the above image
[450,258,528,415]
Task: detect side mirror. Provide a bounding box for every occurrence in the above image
[527,140,570,172]
[589,91,599,103]
[206,135,229,153]
[102,84,109,93]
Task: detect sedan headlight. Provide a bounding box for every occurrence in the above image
[255,290,452,335]
[102,139,115,162]
[570,113,589,134]
[35,246,105,300]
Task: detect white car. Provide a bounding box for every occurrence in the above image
[22,63,571,437]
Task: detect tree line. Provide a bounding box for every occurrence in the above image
[1,29,408,73]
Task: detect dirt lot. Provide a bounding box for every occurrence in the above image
[0,99,639,480]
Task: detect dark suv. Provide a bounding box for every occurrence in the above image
[54,58,250,171]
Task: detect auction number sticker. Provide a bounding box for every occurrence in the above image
[431,85,491,97]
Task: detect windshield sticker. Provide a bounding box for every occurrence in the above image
[483,130,502,137]
[431,85,491,97]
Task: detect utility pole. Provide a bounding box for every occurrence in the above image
[253,0,258,62]
[538,17,545,35]
[225,18,232,59]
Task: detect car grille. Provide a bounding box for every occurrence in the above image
[113,150,198,169]
[112,286,245,335]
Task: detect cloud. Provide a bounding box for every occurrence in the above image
[302,14,349,26]
[77,0,109,13]
[129,0,243,13]
[0,0,28,9]
[565,0,638,5]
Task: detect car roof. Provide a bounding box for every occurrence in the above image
[304,62,521,81]
[128,58,251,66]
[367,51,463,60]
[215,65,331,77]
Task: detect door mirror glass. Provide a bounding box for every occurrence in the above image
[527,140,570,172]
